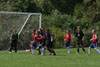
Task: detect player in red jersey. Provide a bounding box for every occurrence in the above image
[30,30,41,54]
[88,29,100,55]
[30,29,36,54]
[65,29,72,54]
[38,28,46,55]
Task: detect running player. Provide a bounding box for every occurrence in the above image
[65,29,72,54]
[75,26,86,54]
[88,29,100,55]
[45,29,56,56]
[30,30,41,55]
[30,29,36,54]
[38,28,46,55]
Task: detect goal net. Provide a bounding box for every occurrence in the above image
[0,11,42,50]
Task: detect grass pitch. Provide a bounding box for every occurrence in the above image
[0,48,100,67]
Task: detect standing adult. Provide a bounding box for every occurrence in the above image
[9,29,18,53]
[75,26,86,54]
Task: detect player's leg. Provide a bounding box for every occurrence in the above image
[50,42,56,55]
[9,41,14,53]
[66,41,71,54]
[47,42,52,55]
[30,43,34,54]
[14,41,17,53]
[77,41,80,54]
[67,47,70,54]
[94,43,100,54]
[95,48,100,54]
[88,42,93,55]
[50,48,56,56]
[88,47,91,55]
[81,41,86,53]
[36,43,41,55]
[47,47,52,55]
[41,42,46,55]
[65,41,69,53]
[77,45,80,54]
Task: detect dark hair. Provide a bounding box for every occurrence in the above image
[46,29,50,32]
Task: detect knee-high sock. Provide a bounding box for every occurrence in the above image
[42,48,45,54]
[77,48,79,53]
[31,49,34,54]
[38,50,41,54]
[96,49,100,54]
[52,50,56,55]
[82,48,86,53]
[67,47,70,53]
[88,48,91,55]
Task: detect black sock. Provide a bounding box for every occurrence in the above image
[82,48,86,53]
[38,50,41,54]
[77,48,79,53]
[52,50,56,55]
[48,48,51,53]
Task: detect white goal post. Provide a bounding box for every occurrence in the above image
[0,11,42,35]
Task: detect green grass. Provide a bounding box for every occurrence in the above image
[0,48,100,67]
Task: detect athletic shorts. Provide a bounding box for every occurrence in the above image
[77,40,83,45]
[32,42,40,49]
[90,42,98,48]
[47,41,53,48]
[40,42,46,47]
[65,41,71,47]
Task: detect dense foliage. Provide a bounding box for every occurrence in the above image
[0,0,100,49]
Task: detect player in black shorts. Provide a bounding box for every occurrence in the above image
[75,26,86,54]
[45,29,56,56]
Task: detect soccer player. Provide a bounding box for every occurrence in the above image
[38,28,46,55]
[75,26,86,54]
[88,29,100,55]
[65,29,72,54]
[45,29,56,56]
[30,30,41,55]
[9,29,18,53]
[30,29,36,54]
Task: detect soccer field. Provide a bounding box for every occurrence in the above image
[0,48,100,67]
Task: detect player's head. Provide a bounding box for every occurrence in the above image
[13,29,17,33]
[46,29,50,33]
[77,26,81,32]
[36,30,40,35]
[32,29,36,34]
[38,28,43,33]
[92,29,96,34]
[66,29,70,34]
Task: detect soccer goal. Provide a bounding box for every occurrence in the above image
[0,11,42,50]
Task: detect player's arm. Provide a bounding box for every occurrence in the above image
[82,32,85,41]
[82,36,85,41]
[51,35,54,42]
[10,34,13,40]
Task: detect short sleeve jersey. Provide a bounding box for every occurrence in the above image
[11,33,18,41]
[92,33,98,42]
[65,34,71,41]
[34,35,41,43]
[75,31,84,41]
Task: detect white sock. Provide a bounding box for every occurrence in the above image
[31,49,34,54]
[67,47,70,53]
[42,48,45,55]
[88,49,91,55]
[96,49,100,54]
